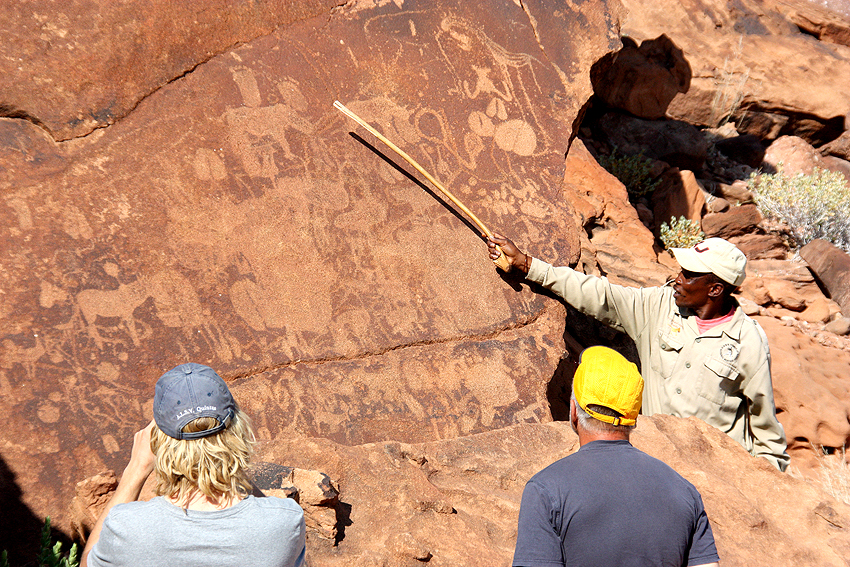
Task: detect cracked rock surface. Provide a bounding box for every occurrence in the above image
[0,0,616,546]
[0,0,340,141]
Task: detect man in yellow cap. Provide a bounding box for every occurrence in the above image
[487,234,789,471]
[512,346,720,567]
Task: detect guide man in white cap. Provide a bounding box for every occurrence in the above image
[82,362,306,567]
[513,346,720,567]
[487,234,789,471]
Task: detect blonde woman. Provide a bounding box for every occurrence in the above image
[82,363,305,567]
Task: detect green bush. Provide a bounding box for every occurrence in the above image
[748,167,850,252]
[597,149,660,199]
[1,518,78,567]
[660,216,705,250]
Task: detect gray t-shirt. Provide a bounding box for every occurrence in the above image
[513,440,719,567]
[88,495,306,567]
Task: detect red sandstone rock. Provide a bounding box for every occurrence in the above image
[740,258,833,319]
[798,296,834,324]
[701,203,762,239]
[4,1,850,561]
[652,168,707,234]
[825,317,850,336]
[68,471,117,541]
[620,0,850,143]
[248,417,850,566]
[761,279,809,311]
[763,135,830,176]
[561,139,669,287]
[823,155,850,182]
[801,240,850,317]
[591,35,691,120]
[705,195,730,213]
[0,1,339,141]
[774,0,850,47]
[821,131,850,160]
[760,315,850,467]
[0,0,617,543]
[715,179,756,205]
[728,233,789,261]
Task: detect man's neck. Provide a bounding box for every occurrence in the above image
[577,429,630,446]
[693,297,736,320]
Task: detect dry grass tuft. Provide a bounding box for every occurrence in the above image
[817,446,850,505]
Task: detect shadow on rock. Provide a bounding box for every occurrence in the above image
[545,301,641,422]
[0,453,75,565]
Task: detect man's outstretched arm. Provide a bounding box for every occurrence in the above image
[81,421,156,567]
[486,233,654,339]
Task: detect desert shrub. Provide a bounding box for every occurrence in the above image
[748,167,850,252]
[660,216,705,250]
[598,149,660,199]
[1,518,78,567]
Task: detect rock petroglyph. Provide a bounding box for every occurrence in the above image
[1,0,612,538]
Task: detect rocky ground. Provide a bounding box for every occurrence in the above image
[2,0,850,565]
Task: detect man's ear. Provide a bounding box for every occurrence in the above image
[570,398,578,428]
[707,281,725,299]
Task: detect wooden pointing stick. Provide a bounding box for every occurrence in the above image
[333,100,512,272]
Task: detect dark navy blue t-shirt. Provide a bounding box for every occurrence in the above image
[512,440,719,567]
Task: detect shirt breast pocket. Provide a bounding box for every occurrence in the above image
[650,331,683,379]
[698,356,740,405]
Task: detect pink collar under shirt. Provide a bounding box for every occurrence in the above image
[695,309,735,334]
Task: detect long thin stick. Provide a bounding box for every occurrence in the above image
[334,100,510,270]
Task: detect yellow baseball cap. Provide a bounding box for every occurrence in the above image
[573,346,644,426]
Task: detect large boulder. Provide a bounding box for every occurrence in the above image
[67,415,850,566]
[800,240,850,318]
[821,131,850,161]
[619,0,850,144]
[591,34,691,120]
[701,203,762,239]
[250,416,850,566]
[763,135,830,176]
[652,168,707,232]
[0,0,622,550]
[761,315,850,468]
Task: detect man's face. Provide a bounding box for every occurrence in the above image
[673,269,714,310]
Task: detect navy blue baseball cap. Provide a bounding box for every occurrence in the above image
[153,363,236,440]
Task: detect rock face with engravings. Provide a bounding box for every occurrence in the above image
[4,0,850,565]
[0,0,616,559]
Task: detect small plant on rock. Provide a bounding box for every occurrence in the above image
[598,149,660,199]
[660,216,705,250]
[748,166,850,252]
[1,518,79,567]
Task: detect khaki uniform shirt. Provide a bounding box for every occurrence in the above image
[527,258,790,471]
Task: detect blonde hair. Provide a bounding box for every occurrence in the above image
[150,408,255,502]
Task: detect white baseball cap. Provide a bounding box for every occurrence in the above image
[671,237,747,286]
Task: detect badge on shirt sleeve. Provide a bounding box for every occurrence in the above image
[720,343,740,362]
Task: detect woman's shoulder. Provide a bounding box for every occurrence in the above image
[243,494,304,515]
